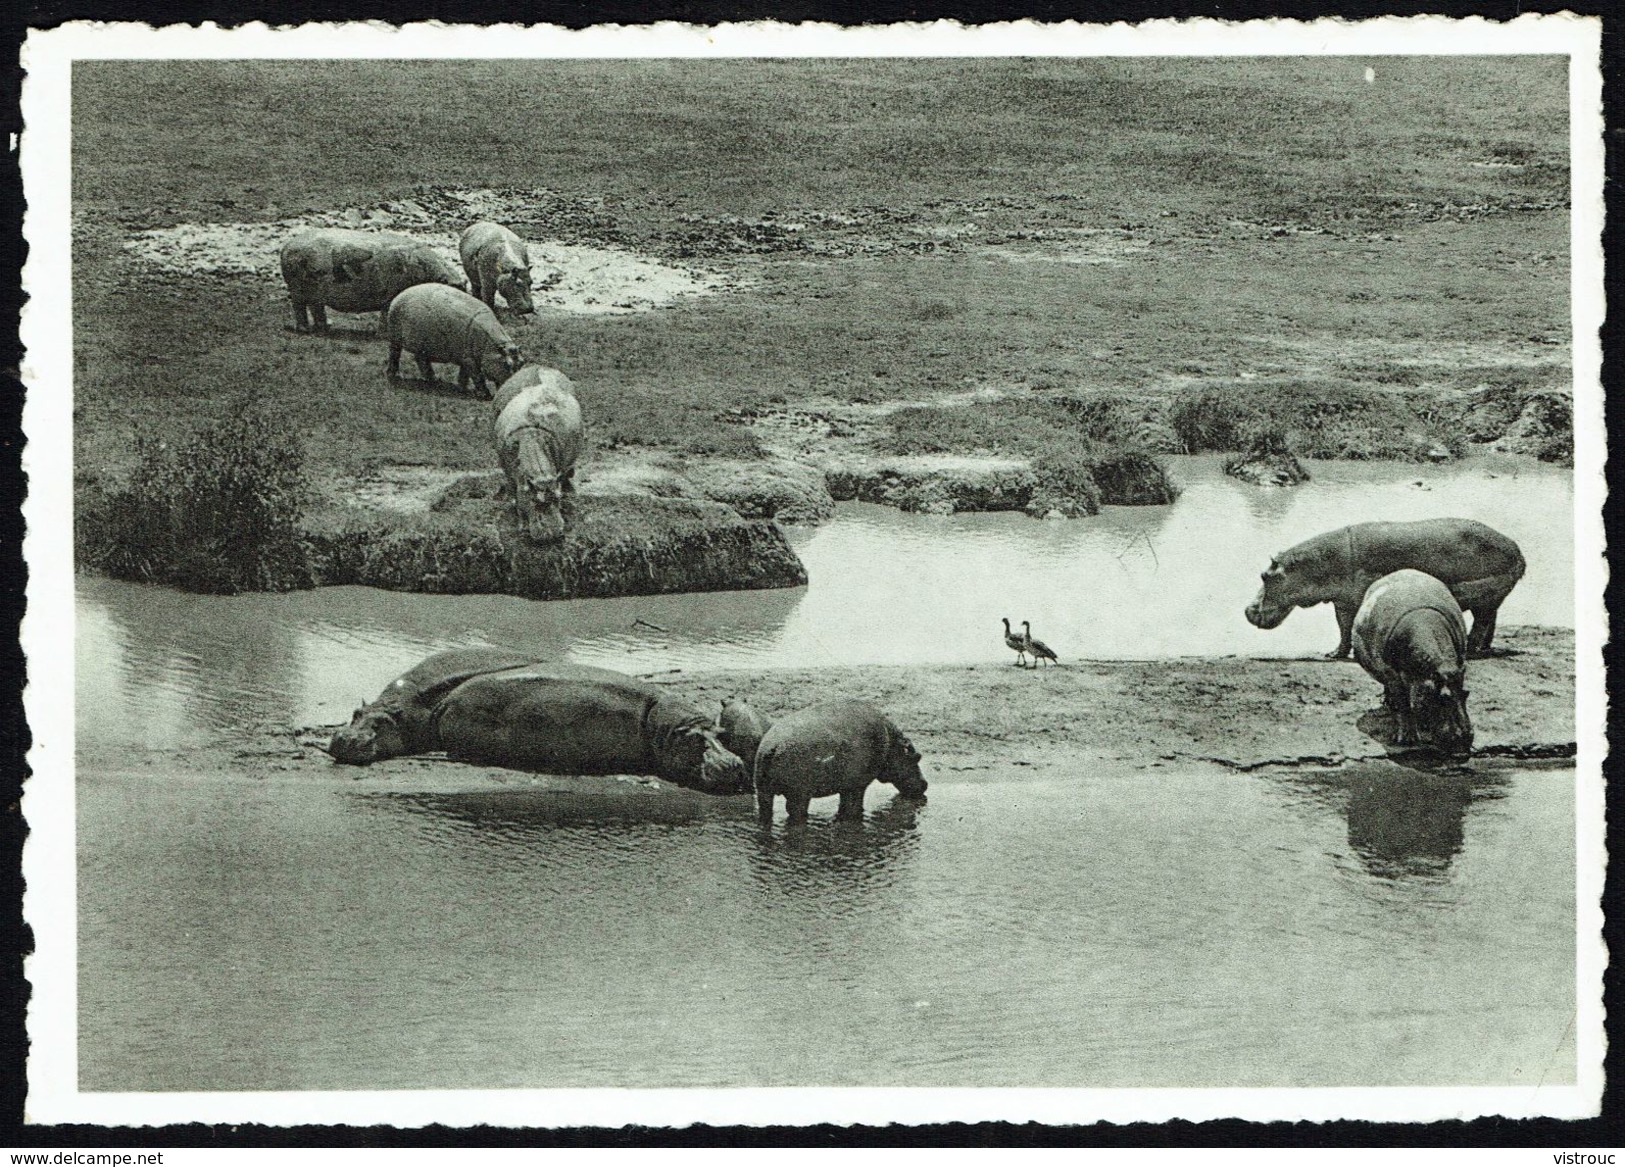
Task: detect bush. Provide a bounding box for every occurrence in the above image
[80,403,314,593]
[1167,387,1263,453]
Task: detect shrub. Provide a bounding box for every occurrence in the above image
[80,403,313,593]
[1167,387,1263,453]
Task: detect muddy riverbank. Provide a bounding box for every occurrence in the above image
[159,625,1577,790]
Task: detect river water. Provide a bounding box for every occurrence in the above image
[73,455,1578,1091]
[75,455,1573,754]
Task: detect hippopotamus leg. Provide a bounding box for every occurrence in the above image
[1454,572,1520,656]
[836,790,865,821]
[387,341,402,378]
[785,794,813,827]
[1330,599,1359,660]
[311,303,330,332]
[416,354,435,381]
[1383,681,1408,713]
[757,787,775,827]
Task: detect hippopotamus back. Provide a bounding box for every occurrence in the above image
[432,664,749,791]
[1352,569,1467,687]
[493,368,584,474]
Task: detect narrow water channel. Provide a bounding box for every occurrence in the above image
[75,454,1573,756]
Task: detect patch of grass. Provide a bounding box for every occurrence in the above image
[79,402,314,593]
[1169,379,1476,461]
[882,395,1177,506]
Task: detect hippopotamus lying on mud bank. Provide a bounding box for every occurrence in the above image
[386,283,522,397]
[493,366,583,543]
[1351,569,1473,756]
[754,699,927,826]
[327,646,551,765]
[280,227,466,333]
[1245,518,1524,658]
[328,658,750,793]
[434,665,750,793]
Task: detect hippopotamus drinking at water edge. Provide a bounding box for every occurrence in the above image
[1351,569,1473,756]
[754,699,927,826]
[1244,518,1524,658]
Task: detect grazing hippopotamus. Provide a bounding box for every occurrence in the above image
[492,366,583,542]
[432,664,751,794]
[1244,518,1525,658]
[460,221,537,315]
[753,699,927,826]
[1351,570,1473,756]
[280,227,465,333]
[717,695,770,771]
[327,646,550,765]
[385,283,521,398]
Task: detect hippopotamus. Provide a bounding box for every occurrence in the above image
[492,366,583,542]
[460,221,536,315]
[385,283,521,398]
[1351,569,1473,756]
[717,695,770,771]
[1244,518,1525,658]
[753,699,927,826]
[279,227,465,333]
[432,664,751,793]
[327,646,549,765]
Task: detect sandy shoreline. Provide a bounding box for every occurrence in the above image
[86,625,1576,794]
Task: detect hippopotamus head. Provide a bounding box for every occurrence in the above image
[327,707,405,766]
[882,730,928,799]
[1407,673,1474,757]
[511,430,568,542]
[717,695,769,770]
[1245,557,1300,629]
[663,724,751,793]
[481,343,521,390]
[497,266,535,314]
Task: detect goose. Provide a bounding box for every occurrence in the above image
[1001,617,1029,667]
[1022,621,1058,669]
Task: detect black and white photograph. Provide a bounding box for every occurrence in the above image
[19,17,1605,1128]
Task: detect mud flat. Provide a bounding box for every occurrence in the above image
[204,625,1576,791]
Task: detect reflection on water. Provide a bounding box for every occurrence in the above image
[78,760,1575,1092]
[76,456,1574,756]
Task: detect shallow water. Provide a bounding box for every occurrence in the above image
[78,757,1575,1091]
[75,455,1572,757]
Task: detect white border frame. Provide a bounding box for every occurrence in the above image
[20,15,1607,1128]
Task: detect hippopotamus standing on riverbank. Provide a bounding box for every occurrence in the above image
[754,699,927,826]
[386,284,521,397]
[460,221,537,315]
[1244,518,1525,658]
[493,366,583,542]
[433,665,751,793]
[280,227,466,333]
[327,646,549,765]
[717,695,770,771]
[1351,569,1473,756]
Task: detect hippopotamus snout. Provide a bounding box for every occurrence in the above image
[893,771,928,800]
[1416,686,1474,757]
[1245,592,1291,630]
[526,499,565,542]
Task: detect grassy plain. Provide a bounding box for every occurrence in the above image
[72,57,1572,508]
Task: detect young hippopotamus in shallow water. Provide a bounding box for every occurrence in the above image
[717,695,770,772]
[1245,518,1524,659]
[753,699,927,826]
[1351,569,1473,757]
